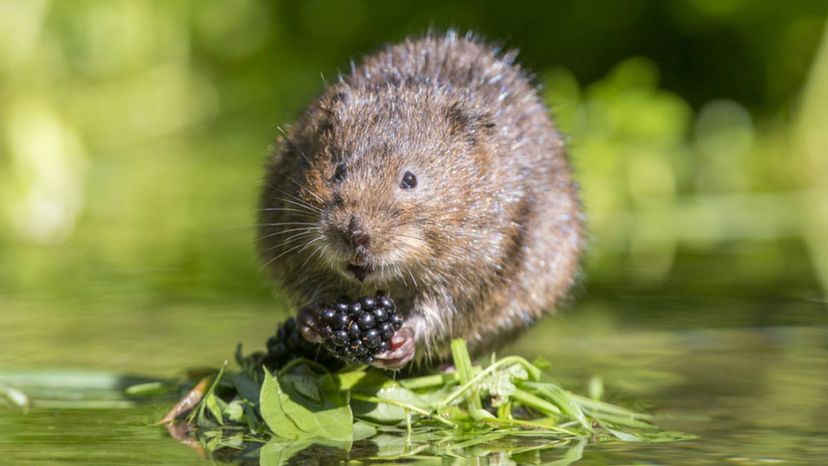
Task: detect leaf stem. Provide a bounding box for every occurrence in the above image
[450,339,482,413]
[437,355,541,409]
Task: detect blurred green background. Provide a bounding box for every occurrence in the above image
[1,0,827,371]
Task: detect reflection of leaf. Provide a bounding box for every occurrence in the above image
[260,368,353,443]
[369,434,416,458]
[352,421,377,441]
[541,439,585,466]
[607,428,697,442]
[259,439,307,466]
[259,438,349,466]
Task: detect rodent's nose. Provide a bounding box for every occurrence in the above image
[346,214,370,248]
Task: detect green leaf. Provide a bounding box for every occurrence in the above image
[231,372,260,405]
[224,399,245,423]
[352,385,429,424]
[522,382,591,430]
[259,367,353,443]
[479,363,527,407]
[205,392,224,425]
[607,428,641,441]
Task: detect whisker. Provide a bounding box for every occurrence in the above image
[299,238,325,270]
[318,244,334,272]
[259,207,319,216]
[246,222,318,230]
[277,126,312,167]
[264,183,324,214]
[293,236,324,260]
[288,178,325,205]
[277,197,323,215]
[264,231,317,253]
[306,246,328,273]
[260,235,322,271]
[405,264,419,289]
[257,226,318,242]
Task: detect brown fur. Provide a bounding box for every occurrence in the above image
[259,32,585,366]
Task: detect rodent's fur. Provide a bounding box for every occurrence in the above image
[259,32,584,367]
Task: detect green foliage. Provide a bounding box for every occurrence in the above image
[178,340,692,462]
[260,367,353,443]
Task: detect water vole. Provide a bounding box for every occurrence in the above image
[259,32,584,369]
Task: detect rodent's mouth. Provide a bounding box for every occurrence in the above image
[346,262,374,282]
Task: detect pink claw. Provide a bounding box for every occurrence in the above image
[372,327,416,369]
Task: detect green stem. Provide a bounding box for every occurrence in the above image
[566,392,652,420]
[398,372,456,390]
[510,388,563,417]
[437,355,541,409]
[190,362,227,424]
[450,339,482,412]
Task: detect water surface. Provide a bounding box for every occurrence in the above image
[2,295,826,464]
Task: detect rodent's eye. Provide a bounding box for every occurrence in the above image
[331,163,347,183]
[400,171,417,190]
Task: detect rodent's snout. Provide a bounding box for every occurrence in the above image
[345,214,370,250]
[330,213,377,283]
[333,213,372,262]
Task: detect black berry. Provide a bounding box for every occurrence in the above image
[333,312,349,329]
[333,330,349,347]
[358,312,376,329]
[364,329,381,348]
[380,322,395,340]
[379,296,394,311]
[256,317,341,371]
[286,333,300,350]
[310,292,402,365]
[360,296,377,310]
[321,308,337,324]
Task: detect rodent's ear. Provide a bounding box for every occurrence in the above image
[444,102,495,145]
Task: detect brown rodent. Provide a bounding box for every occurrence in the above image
[259,32,584,369]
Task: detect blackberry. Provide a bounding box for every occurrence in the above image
[257,292,402,370]
[308,292,403,365]
[259,315,342,371]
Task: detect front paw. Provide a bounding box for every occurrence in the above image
[296,305,323,344]
[372,326,415,369]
